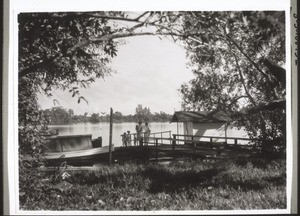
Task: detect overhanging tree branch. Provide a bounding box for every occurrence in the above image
[226,34,270,79]
[19,12,189,78]
[134,12,150,21]
[228,95,249,107]
[247,99,286,114]
[47,12,152,23]
[19,30,182,77]
[232,53,257,106]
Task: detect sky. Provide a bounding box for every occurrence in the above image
[38,35,195,115]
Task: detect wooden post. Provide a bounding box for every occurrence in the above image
[192,136,196,157]
[224,122,228,144]
[155,138,158,163]
[217,146,221,157]
[134,134,136,146]
[210,137,213,149]
[108,108,113,166]
[234,138,238,146]
[172,134,176,156]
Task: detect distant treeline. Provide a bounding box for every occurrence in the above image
[42,105,173,125]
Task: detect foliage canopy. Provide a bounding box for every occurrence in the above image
[178,11,286,152]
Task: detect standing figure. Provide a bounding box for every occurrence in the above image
[126,131,132,146]
[136,121,143,146]
[133,133,137,146]
[121,132,127,147]
[144,122,151,145]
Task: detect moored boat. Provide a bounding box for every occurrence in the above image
[43,134,113,165]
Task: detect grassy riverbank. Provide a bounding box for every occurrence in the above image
[20,157,286,211]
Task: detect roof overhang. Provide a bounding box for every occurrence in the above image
[170,111,232,123]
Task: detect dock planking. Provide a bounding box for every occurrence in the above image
[113,143,253,163]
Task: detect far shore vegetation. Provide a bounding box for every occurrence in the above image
[42,104,172,125]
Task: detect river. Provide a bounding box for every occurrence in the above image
[49,121,249,147]
[49,122,184,147]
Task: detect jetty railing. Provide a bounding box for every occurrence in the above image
[159,133,258,157]
[171,134,259,151]
[150,134,258,162]
[124,132,257,149]
[117,132,259,162]
[173,134,256,145]
[166,134,257,161]
[127,130,172,146]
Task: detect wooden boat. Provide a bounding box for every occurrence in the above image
[43,134,113,165]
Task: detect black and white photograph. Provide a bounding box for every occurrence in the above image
[3,0,298,214]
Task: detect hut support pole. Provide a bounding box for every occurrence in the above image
[172,134,176,158]
[155,138,158,163]
[108,108,113,166]
[225,122,228,144]
[234,139,238,146]
[192,136,196,158]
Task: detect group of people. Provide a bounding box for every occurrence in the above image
[121,131,131,147]
[121,121,151,147]
[136,121,151,146]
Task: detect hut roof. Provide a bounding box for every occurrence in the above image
[170,111,232,123]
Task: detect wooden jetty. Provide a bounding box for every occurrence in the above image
[113,133,259,163]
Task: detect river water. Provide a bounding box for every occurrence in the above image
[49,122,249,147]
[49,122,184,147]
